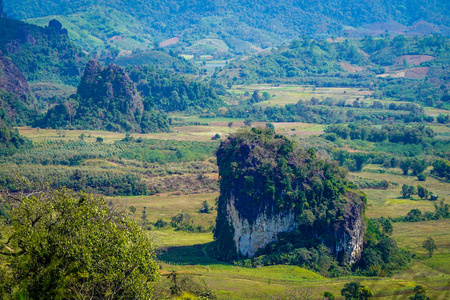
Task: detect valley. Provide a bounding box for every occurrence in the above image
[0,1,449,298]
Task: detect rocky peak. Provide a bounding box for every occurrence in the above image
[215,129,365,263]
[77,59,143,115]
[80,59,102,85]
[48,19,68,35]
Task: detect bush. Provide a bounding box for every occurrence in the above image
[417,173,426,181]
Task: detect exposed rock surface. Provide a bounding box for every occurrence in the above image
[214,129,365,263]
[226,195,298,258]
[0,51,30,97]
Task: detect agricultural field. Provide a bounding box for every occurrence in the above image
[109,168,450,299]
[228,84,374,107]
[2,80,449,299]
[1,5,449,298]
[10,107,450,299]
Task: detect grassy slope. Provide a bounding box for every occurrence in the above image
[25,6,152,54]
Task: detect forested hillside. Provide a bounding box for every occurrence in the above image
[38,59,171,133]
[128,65,225,114]
[217,35,450,109]
[0,107,31,156]
[4,0,449,56]
[0,17,87,85]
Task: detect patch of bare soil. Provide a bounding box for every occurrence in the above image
[326,37,346,43]
[146,173,218,195]
[405,67,430,79]
[108,35,123,42]
[339,62,364,73]
[159,37,180,47]
[394,55,434,66]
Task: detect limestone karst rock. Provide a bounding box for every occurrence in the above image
[0,51,30,98]
[214,128,365,263]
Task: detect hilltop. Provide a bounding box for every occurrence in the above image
[4,0,449,57]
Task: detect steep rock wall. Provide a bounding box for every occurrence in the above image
[214,129,365,263]
[226,195,298,258]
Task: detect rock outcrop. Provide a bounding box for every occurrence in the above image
[38,59,170,133]
[214,128,365,263]
[0,51,30,98]
[77,59,143,118]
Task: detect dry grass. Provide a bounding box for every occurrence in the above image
[110,193,219,227]
[228,84,373,108]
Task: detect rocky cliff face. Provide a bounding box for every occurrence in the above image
[77,59,143,116]
[225,195,299,258]
[214,128,365,263]
[0,51,30,98]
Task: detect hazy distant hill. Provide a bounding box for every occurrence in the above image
[4,0,449,56]
[0,16,87,85]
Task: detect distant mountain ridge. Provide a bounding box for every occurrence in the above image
[3,0,449,56]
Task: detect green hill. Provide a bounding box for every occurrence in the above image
[4,0,449,57]
[0,17,87,85]
[217,35,450,109]
[38,59,170,133]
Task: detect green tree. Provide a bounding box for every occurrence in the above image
[409,285,430,300]
[228,122,233,132]
[417,185,428,200]
[410,159,428,176]
[128,205,137,214]
[0,188,159,299]
[341,282,373,300]
[381,218,393,236]
[265,122,275,130]
[402,184,415,198]
[324,291,335,300]
[341,282,360,299]
[400,160,411,176]
[200,200,211,213]
[422,237,437,257]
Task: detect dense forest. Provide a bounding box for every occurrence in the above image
[4,0,449,56]
[128,65,225,113]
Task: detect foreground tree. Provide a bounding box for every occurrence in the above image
[0,188,159,299]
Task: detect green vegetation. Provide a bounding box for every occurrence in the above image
[0,17,87,85]
[0,187,159,299]
[121,139,217,164]
[0,2,449,296]
[7,0,449,58]
[128,65,225,113]
[0,108,31,156]
[215,128,368,267]
[38,59,171,133]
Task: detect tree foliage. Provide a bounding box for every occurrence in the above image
[0,188,159,299]
[422,237,437,258]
